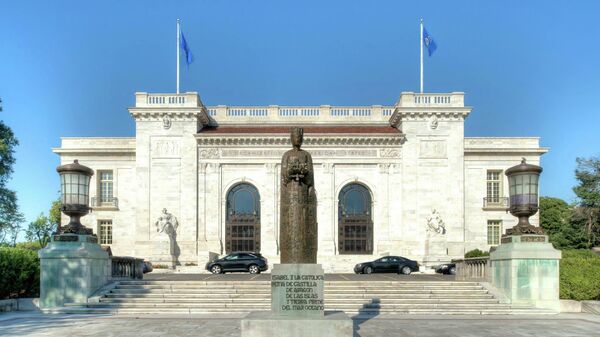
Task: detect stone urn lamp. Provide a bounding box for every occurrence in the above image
[57,159,94,235]
[504,158,544,236]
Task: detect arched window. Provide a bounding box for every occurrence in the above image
[338,183,373,254]
[226,183,261,253]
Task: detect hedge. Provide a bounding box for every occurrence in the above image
[464,249,490,258]
[560,249,600,301]
[0,247,40,299]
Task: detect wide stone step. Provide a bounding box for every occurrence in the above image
[109,288,488,295]
[93,302,511,309]
[100,297,499,304]
[106,293,494,302]
[114,284,483,290]
[79,305,555,315]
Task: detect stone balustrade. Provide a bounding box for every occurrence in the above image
[454,256,490,282]
[133,92,464,123]
[111,256,144,280]
[135,92,201,108]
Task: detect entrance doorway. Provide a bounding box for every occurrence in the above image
[226,183,261,253]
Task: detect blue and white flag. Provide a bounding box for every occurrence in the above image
[423,27,437,57]
[180,30,194,66]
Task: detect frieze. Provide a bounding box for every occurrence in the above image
[218,149,378,158]
[199,148,220,159]
[152,138,181,158]
[380,148,401,158]
[419,140,447,159]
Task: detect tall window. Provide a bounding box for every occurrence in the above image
[99,220,113,245]
[226,183,261,253]
[338,183,373,254]
[99,171,113,203]
[486,170,502,204]
[487,220,501,245]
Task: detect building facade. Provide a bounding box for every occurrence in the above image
[53,91,547,272]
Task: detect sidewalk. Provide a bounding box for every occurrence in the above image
[2,312,599,337]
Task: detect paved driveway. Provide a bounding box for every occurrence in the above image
[2,313,599,337]
[145,273,455,282]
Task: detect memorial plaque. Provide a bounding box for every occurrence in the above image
[271,264,324,317]
[53,235,78,242]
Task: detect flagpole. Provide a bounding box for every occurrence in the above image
[177,19,180,94]
[420,18,424,94]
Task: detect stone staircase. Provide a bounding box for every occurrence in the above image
[64,280,556,315]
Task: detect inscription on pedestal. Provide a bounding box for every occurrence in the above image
[271,264,324,317]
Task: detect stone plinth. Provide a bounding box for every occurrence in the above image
[38,234,110,308]
[490,235,561,311]
[242,263,352,336]
[241,311,352,337]
[271,264,324,317]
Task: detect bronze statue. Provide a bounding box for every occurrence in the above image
[280,127,318,263]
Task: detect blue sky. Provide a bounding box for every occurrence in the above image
[1,0,599,229]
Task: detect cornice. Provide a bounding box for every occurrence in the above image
[388,108,472,128]
[129,108,211,125]
[464,147,549,155]
[195,133,406,146]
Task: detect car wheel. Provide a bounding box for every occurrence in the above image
[210,265,222,274]
[248,264,260,274]
[401,266,412,275]
[449,267,456,275]
[363,266,373,274]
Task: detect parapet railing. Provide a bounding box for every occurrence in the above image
[110,256,144,280]
[205,105,395,121]
[454,256,490,282]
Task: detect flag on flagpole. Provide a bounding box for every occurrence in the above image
[180,30,194,67]
[422,27,437,57]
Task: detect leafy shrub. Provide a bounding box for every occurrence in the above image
[0,247,40,299]
[153,263,170,269]
[465,249,490,258]
[560,249,600,301]
[15,241,43,251]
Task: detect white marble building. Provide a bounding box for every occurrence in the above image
[53,91,547,272]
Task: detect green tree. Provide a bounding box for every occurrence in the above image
[0,98,25,245]
[540,197,588,249]
[49,198,61,231]
[573,157,600,247]
[25,213,55,248]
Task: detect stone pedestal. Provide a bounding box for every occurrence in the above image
[490,235,561,311]
[38,234,110,308]
[241,311,352,337]
[242,263,352,337]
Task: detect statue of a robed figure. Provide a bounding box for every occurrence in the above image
[279,127,318,263]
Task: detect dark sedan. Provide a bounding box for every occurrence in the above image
[205,252,268,274]
[354,256,419,275]
[434,263,456,275]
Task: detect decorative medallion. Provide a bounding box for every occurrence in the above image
[429,116,439,130]
[162,115,172,129]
